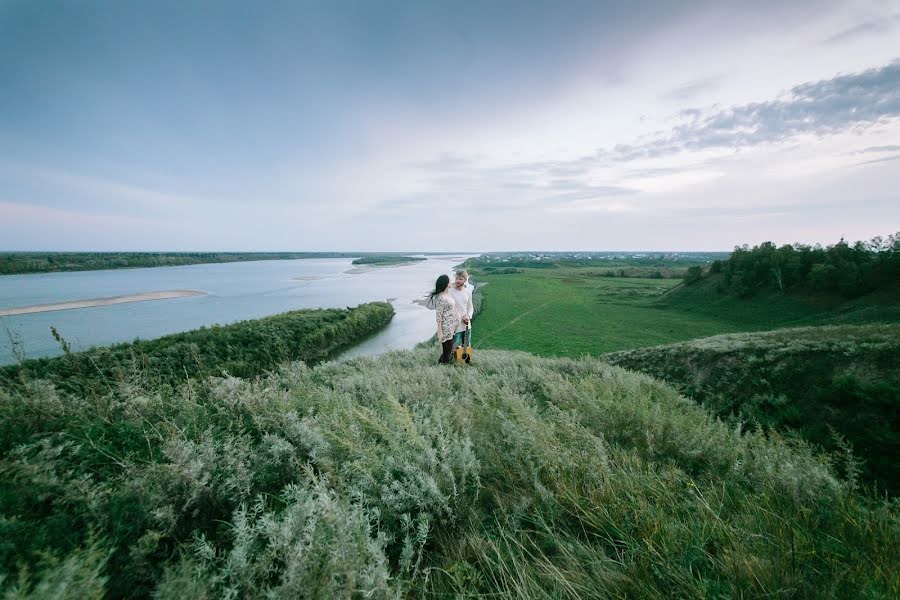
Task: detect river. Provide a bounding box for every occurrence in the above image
[0,255,474,365]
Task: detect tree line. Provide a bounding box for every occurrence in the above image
[684,233,900,297]
[0,252,368,275]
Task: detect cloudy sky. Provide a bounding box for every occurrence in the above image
[1,0,898,251]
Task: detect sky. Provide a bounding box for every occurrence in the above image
[1,0,898,252]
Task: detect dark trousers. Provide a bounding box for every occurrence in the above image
[438,339,454,364]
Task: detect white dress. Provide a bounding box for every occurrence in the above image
[435,293,460,343]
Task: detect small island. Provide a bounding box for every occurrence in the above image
[351,255,427,266]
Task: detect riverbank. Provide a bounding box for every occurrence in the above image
[0,290,207,316]
[0,301,395,396]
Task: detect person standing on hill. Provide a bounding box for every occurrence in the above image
[449,269,474,350]
[429,274,460,364]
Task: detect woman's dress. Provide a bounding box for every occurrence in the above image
[436,293,460,343]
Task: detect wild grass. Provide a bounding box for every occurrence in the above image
[2,348,897,598]
[603,323,900,496]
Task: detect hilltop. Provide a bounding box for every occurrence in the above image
[1,347,897,598]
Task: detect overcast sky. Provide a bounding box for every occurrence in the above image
[1,0,898,251]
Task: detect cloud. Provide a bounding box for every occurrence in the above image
[856,145,900,154]
[821,13,900,45]
[662,75,723,101]
[394,60,900,217]
[545,60,900,168]
[853,154,900,167]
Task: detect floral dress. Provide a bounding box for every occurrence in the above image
[436,293,460,343]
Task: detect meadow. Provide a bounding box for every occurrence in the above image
[467,266,900,356]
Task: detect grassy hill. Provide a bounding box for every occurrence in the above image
[1,348,897,598]
[603,323,900,496]
[659,274,900,327]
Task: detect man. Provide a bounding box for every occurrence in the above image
[448,270,474,350]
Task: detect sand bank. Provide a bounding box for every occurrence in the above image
[0,290,207,317]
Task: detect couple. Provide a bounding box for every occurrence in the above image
[429,270,474,364]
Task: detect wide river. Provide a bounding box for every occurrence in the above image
[0,255,474,365]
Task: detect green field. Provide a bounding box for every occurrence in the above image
[470,267,900,356]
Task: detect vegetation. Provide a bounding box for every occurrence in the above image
[465,263,898,357]
[604,324,900,496]
[465,254,899,499]
[1,348,897,598]
[351,255,427,266]
[0,302,394,398]
[467,251,726,271]
[0,252,368,275]
[706,233,900,298]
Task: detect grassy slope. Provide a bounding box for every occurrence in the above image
[659,274,900,327]
[603,323,900,496]
[1,348,897,598]
[470,268,899,356]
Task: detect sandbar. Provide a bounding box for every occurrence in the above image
[0,290,207,317]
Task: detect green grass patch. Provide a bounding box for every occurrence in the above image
[470,268,899,356]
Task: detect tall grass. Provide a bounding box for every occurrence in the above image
[1,348,897,598]
[604,324,900,496]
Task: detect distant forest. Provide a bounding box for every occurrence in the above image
[468,251,727,270]
[684,233,900,297]
[0,252,369,275]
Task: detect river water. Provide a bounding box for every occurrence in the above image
[0,256,474,365]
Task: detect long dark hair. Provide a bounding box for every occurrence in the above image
[429,274,450,300]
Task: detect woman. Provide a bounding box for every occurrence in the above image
[429,274,460,364]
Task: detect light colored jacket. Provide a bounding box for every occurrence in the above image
[448,284,474,333]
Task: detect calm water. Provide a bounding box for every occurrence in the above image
[0,256,474,365]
